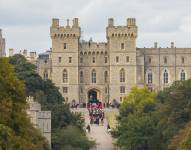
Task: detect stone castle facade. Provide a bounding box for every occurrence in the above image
[37,18,191,104]
[0,29,6,57]
[26,96,51,145]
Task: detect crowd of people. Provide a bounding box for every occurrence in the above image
[88,102,104,125]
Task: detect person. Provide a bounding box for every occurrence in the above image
[86,124,91,133]
[107,124,112,133]
[101,117,104,125]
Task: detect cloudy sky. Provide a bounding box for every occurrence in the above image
[1,0,191,53]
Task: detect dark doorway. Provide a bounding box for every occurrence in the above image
[88,90,97,102]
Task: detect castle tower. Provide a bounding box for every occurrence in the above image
[50,18,81,103]
[106,18,138,102]
[0,29,6,57]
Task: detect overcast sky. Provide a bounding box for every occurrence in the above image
[1,0,191,53]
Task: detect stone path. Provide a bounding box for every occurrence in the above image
[72,108,116,150]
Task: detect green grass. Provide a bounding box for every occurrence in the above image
[105,111,119,129]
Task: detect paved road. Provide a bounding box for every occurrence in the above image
[72,108,116,150]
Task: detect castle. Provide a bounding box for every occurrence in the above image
[26,96,51,145]
[0,29,6,57]
[37,18,191,104]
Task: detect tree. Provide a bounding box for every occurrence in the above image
[52,126,95,150]
[9,54,64,106]
[119,87,156,117]
[0,58,50,150]
[114,87,160,150]
[9,54,94,150]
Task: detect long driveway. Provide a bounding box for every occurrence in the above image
[72,108,116,150]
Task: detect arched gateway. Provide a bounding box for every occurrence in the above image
[87,88,101,103]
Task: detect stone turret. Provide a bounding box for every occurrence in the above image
[50,18,81,41]
[0,29,6,57]
[108,18,114,27]
[127,18,136,26]
[52,18,59,28]
[50,18,80,102]
[106,18,138,40]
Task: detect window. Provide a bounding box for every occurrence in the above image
[80,71,83,83]
[92,69,96,83]
[180,70,186,81]
[44,59,47,64]
[58,57,62,63]
[65,97,68,102]
[63,87,68,93]
[80,87,83,93]
[120,69,125,82]
[164,56,167,64]
[43,70,48,80]
[120,86,125,93]
[69,57,72,63]
[104,71,108,83]
[148,57,151,64]
[181,57,185,64]
[116,56,119,63]
[105,57,108,63]
[120,97,123,102]
[63,69,68,83]
[64,43,67,49]
[148,72,152,84]
[126,56,129,63]
[105,87,108,94]
[121,43,124,49]
[80,57,83,63]
[163,69,168,84]
[92,57,95,63]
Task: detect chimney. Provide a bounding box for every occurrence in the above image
[73,18,79,27]
[154,42,158,48]
[0,29,2,38]
[108,18,114,27]
[9,48,14,57]
[171,42,174,48]
[66,19,70,28]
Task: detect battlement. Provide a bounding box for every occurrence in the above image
[106,18,138,39]
[50,18,81,39]
[79,42,108,55]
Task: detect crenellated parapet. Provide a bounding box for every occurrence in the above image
[106,18,138,39]
[50,18,81,39]
[79,42,108,56]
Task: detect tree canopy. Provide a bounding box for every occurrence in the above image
[0,57,50,150]
[115,81,191,150]
[9,54,95,150]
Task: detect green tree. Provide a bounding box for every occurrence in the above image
[114,87,159,150]
[9,54,95,150]
[52,126,95,150]
[0,58,50,150]
[119,87,156,117]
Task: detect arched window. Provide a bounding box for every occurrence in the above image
[80,71,83,83]
[180,70,186,81]
[104,71,108,83]
[92,69,96,83]
[63,69,68,83]
[163,69,168,84]
[43,70,48,80]
[164,57,167,64]
[120,69,125,82]
[148,72,152,84]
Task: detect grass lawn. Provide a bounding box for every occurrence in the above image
[105,110,119,129]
